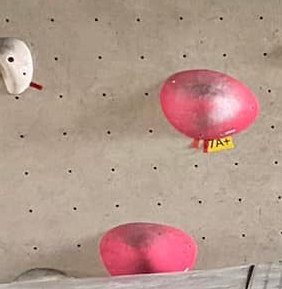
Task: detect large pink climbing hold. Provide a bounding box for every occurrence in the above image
[100,222,197,276]
[160,69,259,140]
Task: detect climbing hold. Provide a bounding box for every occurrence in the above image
[0,38,33,94]
[160,69,259,140]
[100,222,197,276]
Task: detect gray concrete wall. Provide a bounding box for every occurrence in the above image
[0,0,280,282]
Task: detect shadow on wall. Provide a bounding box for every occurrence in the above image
[266,45,282,67]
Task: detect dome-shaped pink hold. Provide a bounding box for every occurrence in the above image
[100,223,197,276]
[160,69,259,140]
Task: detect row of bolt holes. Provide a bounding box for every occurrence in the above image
[21,160,279,172]
[18,129,154,140]
[15,92,149,100]
[27,195,282,213]
[27,195,282,214]
[51,53,272,61]
[43,15,265,22]
[4,15,265,23]
[29,195,282,214]
[28,202,161,213]
[22,161,281,175]
[22,162,237,176]
[14,88,272,101]
[32,244,82,251]
[92,52,272,60]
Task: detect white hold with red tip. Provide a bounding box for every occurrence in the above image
[0,37,33,94]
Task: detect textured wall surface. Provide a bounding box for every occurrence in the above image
[0,0,281,282]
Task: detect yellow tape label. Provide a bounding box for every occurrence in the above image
[207,136,235,153]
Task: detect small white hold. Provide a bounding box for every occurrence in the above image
[0,38,33,94]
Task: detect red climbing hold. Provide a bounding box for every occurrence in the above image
[100,222,197,276]
[160,69,259,140]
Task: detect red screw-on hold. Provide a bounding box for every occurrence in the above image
[160,69,259,140]
[100,222,197,276]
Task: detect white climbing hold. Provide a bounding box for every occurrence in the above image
[0,38,33,94]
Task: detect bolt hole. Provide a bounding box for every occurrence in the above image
[242,233,246,238]
[107,130,111,135]
[95,18,99,22]
[102,93,106,97]
[59,95,63,99]
[183,54,187,58]
[136,18,141,22]
[278,195,281,200]
[274,161,279,165]
[24,171,29,176]
[68,169,72,173]
[223,53,227,57]
[29,209,33,213]
[198,200,203,204]
[20,134,24,138]
[23,72,26,76]
[5,18,9,23]
[33,246,38,250]
[50,18,55,22]
[157,202,161,206]
[234,162,239,166]
[179,16,183,20]
[153,166,158,170]
[77,244,81,248]
[54,57,58,61]
[98,55,102,60]
[271,125,275,129]
[140,55,145,60]
[259,16,263,20]
[63,132,67,136]
[7,57,14,62]
[15,96,19,100]
[115,204,120,208]
[202,236,206,240]
[194,164,198,168]
[268,89,271,93]
[238,198,242,202]
[219,17,223,20]
[73,207,77,211]
[263,52,267,56]
[111,168,115,172]
[144,92,149,96]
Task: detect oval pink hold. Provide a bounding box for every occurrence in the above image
[160,69,259,140]
[100,223,197,276]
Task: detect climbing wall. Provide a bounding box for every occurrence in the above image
[0,0,281,282]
